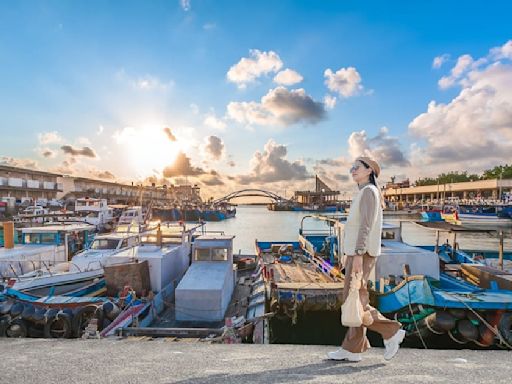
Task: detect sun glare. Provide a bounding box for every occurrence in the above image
[115,125,184,177]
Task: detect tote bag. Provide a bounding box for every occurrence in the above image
[341,272,364,327]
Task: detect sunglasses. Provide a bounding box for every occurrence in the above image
[349,164,361,173]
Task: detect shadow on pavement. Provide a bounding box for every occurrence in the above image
[168,360,386,384]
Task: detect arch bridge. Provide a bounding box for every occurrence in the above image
[211,189,290,205]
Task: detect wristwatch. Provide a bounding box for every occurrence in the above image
[355,249,365,256]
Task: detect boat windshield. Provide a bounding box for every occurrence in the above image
[90,238,120,250]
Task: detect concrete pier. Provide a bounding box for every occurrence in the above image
[1,339,511,383]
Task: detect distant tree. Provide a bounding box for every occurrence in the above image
[413,165,511,186]
[482,164,512,180]
[414,171,479,186]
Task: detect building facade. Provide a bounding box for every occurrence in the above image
[0,165,63,203]
[383,178,512,203]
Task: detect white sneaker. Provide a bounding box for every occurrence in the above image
[383,329,406,360]
[327,348,362,362]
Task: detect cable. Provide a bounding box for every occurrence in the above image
[404,274,428,349]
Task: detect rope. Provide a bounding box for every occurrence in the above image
[442,290,512,349]
[404,275,429,349]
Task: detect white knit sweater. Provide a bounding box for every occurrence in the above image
[342,184,383,257]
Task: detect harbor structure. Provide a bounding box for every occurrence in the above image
[293,176,340,207]
[384,178,512,203]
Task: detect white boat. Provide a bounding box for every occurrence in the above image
[74,198,114,231]
[10,231,140,296]
[118,206,145,226]
[0,223,96,280]
[14,206,49,224]
[107,223,198,293]
[175,235,236,322]
[10,222,200,297]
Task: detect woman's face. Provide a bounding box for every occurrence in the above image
[350,160,372,184]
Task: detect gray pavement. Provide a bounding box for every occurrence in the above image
[0,338,511,383]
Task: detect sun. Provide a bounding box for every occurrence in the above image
[115,125,186,177]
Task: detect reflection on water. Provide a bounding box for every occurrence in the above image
[204,205,512,255]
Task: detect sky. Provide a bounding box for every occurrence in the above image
[1,0,512,200]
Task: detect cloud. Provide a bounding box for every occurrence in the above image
[180,0,191,11]
[203,136,224,160]
[410,60,512,168]
[38,131,63,145]
[61,145,97,158]
[199,171,225,186]
[273,68,303,86]
[89,169,116,180]
[236,139,310,184]
[317,158,346,167]
[77,137,91,146]
[134,74,173,91]
[438,54,474,89]
[348,127,410,167]
[432,54,450,69]
[203,22,216,30]
[490,39,512,60]
[97,125,104,135]
[227,86,326,127]
[41,148,56,158]
[227,160,236,167]
[190,104,199,114]
[203,114,227,130]
[163,152,205,177]
[0,156,39,169]
[227,49,283,88]
[324,67,363,97]
[163,127,177,142]
[323,95,337,109]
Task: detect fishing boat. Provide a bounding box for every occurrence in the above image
[253,237,343,344]
[0,223,96,280]
[118,206,146,226]
[202,203,237,221]
[9,231,140,296]
[74,198,114,231]
[457,204,511,225]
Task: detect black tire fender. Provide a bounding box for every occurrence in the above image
[9,302,24,318]
[0,300,14,315]
[6,318,28,338]
[44,313,72,339]
[72,305,100,338]
[21,304,36,321]
[0,314,11,337]
[498,312,512,345]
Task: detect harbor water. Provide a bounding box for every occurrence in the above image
[204,205,512,256]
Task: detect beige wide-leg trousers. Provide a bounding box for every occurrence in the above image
[341,253,402,353]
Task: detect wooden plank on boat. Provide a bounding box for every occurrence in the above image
[461,264,512,290]
[100,303,148,337]
[274,282,344,290]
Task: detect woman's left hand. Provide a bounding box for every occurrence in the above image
[350,255,363,274]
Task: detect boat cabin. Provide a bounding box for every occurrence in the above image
[0,223,95,279]
[175,235,235,322]
[118,206,144,225]
[74,198,113,229]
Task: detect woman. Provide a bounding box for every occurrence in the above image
[328,156,405,362]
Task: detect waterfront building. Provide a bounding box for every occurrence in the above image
[384,178,512,204]
[0,165,203,208]
[0,165,63,204]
